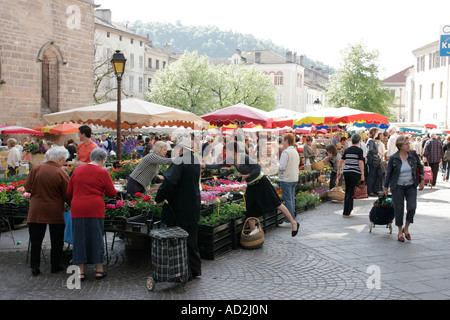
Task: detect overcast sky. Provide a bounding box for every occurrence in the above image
[100,0,450,78]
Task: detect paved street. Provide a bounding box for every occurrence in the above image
[1,175,450,303]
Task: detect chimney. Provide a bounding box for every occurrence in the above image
[293,52,297,64]
[95,9,112,24]
[164,43,170,53]
[255,52,261,64]
[286,51,292,63]
[299,55,304,66]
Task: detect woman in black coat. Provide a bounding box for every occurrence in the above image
[155,137,202,280]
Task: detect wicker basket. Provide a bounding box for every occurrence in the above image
[240,217,264,249]
[326,186,345,201]
[312,161,324,171]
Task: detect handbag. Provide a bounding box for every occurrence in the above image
[411,150,421,183]
[372,156,381,168]
[326,186,345,201]
[240,217,264,249]
[353,181,368,199]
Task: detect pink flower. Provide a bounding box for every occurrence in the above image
[22,192,31,198]
[115,200,125,208]
[106,204,116,209]
[17,187,24,192]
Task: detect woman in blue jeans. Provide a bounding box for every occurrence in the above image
[277,133,300,227]
[384,135,424,242]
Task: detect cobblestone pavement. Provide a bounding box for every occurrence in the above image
[2,176,450,301]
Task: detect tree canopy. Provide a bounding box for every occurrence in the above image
[326,42,394,118]
[146,51,276,115]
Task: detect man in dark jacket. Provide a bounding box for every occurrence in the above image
[423,132,443,187]
[155,137,201,280]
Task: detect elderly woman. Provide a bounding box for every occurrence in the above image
[67,148,117,280]
[6,138,21,176]
[127,141,173,197]
[24,146,72,276]
[384,135,424,242]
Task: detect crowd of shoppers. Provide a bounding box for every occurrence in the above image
[11,121,450,281]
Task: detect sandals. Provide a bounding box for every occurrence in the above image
[95,271,107,280]
[79,273,86,281]
[402,228,411,241]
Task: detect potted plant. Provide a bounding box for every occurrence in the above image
[198,201,246,260]
[23,141,46,166]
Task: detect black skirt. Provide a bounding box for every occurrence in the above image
[245,175,282,217]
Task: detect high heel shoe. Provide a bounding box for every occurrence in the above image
[402,228,411,241]
[292,222,300,237]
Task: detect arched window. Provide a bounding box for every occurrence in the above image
[41,50,59,113]
[37,42,64,115]
[276,72,283,86]
[268,72,275,85]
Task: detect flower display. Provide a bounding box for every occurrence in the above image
[23,141,46,155]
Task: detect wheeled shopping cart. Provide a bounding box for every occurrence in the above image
[146,226,189,291]
[369,195,395,234]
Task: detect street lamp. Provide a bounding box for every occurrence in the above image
[111,50,126,165]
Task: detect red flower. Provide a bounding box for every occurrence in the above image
[134,192,143,198]
[143,195,151,202]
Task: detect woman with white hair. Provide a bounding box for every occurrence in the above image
[6,138,20,176]
[67,148,117,281]
[127,141,173,197]
[25,146,72,276]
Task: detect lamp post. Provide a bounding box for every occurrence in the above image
[111,50,126,165]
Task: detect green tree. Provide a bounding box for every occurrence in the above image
[147,51,215,115]
[326,42,394,118]
[147,51,276,115]
[211,63,276,111]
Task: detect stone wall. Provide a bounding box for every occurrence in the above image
[0,0,96,128]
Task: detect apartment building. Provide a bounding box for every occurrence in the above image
[382,66,413,122]
[211,49,329,113]
[405,40,450,128]
[94,9,147,101]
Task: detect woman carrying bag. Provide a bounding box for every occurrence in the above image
[336,134,365,218]
[202,141,299,237]
[383,135,424,242]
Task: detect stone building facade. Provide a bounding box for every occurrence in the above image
[0,0,96,128]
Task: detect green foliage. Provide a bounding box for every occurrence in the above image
[326,42,394,118]
[199,202,246,226]
[147,51,276,115]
